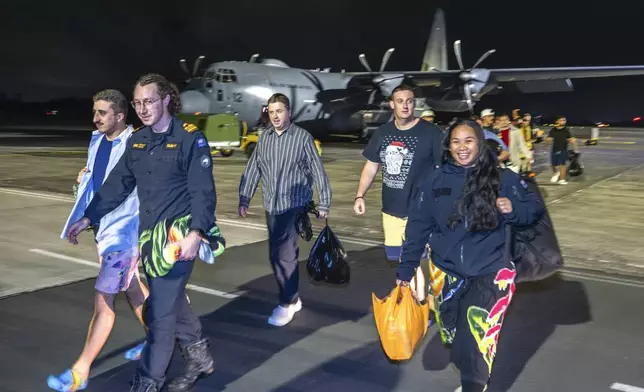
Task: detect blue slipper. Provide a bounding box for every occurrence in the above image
[124,341,146,361]
[47,368,87,391]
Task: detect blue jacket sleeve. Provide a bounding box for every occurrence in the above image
[397,181,437,282]
[187,131,216,233]
[84,141,136,225]
[501,172,545,226]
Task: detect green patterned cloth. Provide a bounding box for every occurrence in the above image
[138,214,225,278]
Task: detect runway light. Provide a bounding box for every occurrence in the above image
[633,117,641,122]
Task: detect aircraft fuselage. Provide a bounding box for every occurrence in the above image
[180,61,374,137]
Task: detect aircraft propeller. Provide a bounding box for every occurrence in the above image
[452,40,495,113]
[179,55,205,82]
[358,48,396,105]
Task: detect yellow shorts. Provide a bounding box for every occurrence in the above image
[382,212,427,261]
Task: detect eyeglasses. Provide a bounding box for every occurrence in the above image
[130,97,161,110]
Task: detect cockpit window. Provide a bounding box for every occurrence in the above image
[215,68,237,83]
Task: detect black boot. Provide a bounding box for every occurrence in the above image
[165,338,215,392]
[129,374,159,392]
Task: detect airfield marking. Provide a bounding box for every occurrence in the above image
[545,163,644,206]
[611,383,644,392]
[0,188,383,248]
[3,187,644,289]
[28,248,242,299]
[216,217,382,247]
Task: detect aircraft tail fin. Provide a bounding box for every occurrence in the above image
[421,8,447,71]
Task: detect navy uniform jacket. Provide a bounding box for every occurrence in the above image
[397,163,544,281]
[84,116,216,237]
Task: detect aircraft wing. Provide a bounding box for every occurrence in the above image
[349,65,644,84]
[483,65,644,82]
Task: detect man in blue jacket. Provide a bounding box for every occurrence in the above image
[66,74,223,392]
[49,89,148,392]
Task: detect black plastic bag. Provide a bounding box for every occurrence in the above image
[507,177,564,283]
[296,201,319,241]
[568,151,583,177]
[306,222,350,284]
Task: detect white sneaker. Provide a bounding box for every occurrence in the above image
[268,298,302,327]
[550,173,560,183]
[558,179,568,185]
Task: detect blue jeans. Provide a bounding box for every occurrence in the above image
[266,207,303,305]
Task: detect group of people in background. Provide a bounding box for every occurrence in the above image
[466,108,577,184]
[46,76,573,392]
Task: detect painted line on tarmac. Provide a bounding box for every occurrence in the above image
[611,382,644,392]
[0,187,74,202]
[5,188,644,285]
[28,248,241,299]
[546,163,644,205]
[0,188,382,247]
[561,270,644,289]
[217,218,381,247]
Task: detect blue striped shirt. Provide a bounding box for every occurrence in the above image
[239,123,332,215]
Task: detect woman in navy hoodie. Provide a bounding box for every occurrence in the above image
[397,119,544,392]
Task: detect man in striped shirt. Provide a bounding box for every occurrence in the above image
[238,93,332,327]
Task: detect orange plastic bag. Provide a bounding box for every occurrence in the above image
[372,284,430,361]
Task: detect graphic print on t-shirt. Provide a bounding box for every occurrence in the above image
[379,135,418,189]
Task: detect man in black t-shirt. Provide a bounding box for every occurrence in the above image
[353,84,443,300]
[547,116,576,185]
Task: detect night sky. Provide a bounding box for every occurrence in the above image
[2,0,644,121]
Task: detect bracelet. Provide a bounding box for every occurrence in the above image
[354,196,364,201]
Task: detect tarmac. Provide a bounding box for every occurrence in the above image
[0,126,643,391]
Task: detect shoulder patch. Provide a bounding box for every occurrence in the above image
[183,122,199,133]
[196,137,208,148]
[520,179,528,189]
[199,154,211,168]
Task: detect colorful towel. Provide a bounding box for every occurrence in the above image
[138,214,225,278]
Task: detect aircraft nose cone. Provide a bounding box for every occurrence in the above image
[180,91,210,114]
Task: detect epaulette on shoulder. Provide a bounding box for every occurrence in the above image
[182,122,199,133]
[134,125,144,132]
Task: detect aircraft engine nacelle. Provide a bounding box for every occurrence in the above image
[373,74,405,98]
[459,68,491,99]
[180,90,210,114]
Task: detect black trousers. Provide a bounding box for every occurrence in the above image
[266,207,303,305]
[138,260,202,386]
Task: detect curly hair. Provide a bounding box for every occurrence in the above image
[444,119,501,232]
[135,73,181,114]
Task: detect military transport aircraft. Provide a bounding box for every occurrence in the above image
[178,8,644,138]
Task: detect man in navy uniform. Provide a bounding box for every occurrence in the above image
[66,73,221,392]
